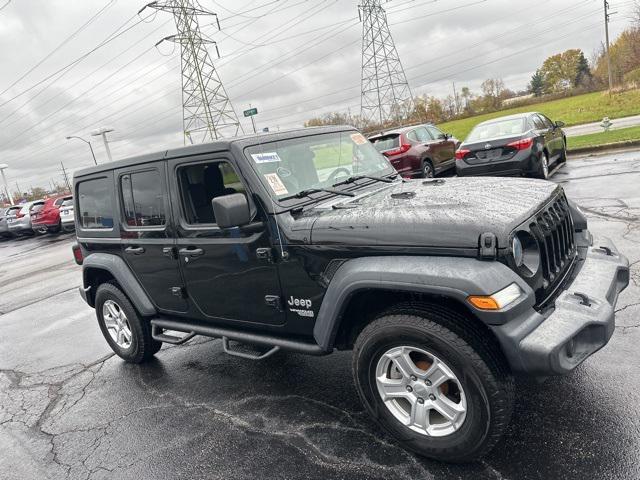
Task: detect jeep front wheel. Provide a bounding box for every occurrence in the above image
[95,283,161,363]
[352,306,514,463]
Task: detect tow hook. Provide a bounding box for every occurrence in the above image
[595,246,614,256]
[573,292,591,307]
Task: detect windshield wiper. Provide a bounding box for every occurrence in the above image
[280,187,356,202]
[332,174,396,187]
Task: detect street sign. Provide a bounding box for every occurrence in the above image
[244,107,258,117]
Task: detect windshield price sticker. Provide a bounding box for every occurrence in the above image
[264,173,289,196]
[251,152,281,163]
[351,133,367,145]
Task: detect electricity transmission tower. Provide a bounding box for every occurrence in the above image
[142,1,243,143]
[359,0,414,126]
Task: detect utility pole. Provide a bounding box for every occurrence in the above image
[91,127,114,162]
[359,0,413,126]
[0,164,13,205]
[452,81,460,116]
[142,0,243,143]
[604,0,615,93]
[60,162,71,192]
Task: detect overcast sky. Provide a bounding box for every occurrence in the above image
[0,0,636,192]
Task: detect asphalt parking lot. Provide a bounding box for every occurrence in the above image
[1,150,639,480]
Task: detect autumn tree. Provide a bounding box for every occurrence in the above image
[594,27,640,85]
[539,49,592,92]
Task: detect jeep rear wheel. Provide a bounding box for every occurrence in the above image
[95,283,161,363]
[352,305,514,463]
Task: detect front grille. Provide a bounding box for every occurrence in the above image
[528,194,577,304]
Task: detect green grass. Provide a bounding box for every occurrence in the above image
[438,89,640,141]
[567,125,640,150]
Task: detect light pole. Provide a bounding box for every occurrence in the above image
[66,136,98,165]
[0,164,14,205]
[91,127,115,162]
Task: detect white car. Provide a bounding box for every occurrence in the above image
[59,199,75,232]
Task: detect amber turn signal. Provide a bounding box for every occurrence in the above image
[467,296,500,310]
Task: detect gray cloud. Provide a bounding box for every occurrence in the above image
[0,0,635,190]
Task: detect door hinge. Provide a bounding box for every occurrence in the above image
[479,232,497,259]
[265,295,282,311]
[171,287,187,298]
[256,247,274,263]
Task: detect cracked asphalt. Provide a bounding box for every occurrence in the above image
[1,149,639,480]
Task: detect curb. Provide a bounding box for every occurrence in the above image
[567,140,640,156]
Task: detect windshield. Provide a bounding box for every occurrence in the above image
[245,131,394,202]
[466,118,527,142]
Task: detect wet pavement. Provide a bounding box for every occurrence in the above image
[0,150,639,480]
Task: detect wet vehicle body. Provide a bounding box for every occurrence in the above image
[72,126,627,463]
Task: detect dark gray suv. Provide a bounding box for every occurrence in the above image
[72,125,628,463]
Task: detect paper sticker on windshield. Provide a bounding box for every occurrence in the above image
[264,173,288,196]
[351,133,367,145]
[252,152,281,163]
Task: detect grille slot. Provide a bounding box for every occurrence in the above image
[527,194,576,303]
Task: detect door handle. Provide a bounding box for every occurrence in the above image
[125,246,145,255]
[179,247,204,257]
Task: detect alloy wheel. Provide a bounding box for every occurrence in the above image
[542,154,549,179]
[423,163,434,178]
[102,300,133,348]
[375,346,467,437]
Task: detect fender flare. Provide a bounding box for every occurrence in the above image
[82,253,157,316]
[312,256,534,351]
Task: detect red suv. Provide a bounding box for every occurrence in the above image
[31,194,73,234]
[369,124,459,178]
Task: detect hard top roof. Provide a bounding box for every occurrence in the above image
[74,125,357,179]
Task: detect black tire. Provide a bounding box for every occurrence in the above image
[352,303,514,463]
[534,151,550,179]
[420,159,435,178]
[95,283,162,363]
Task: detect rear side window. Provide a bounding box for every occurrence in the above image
[78,178,114,229]
[370,134,399,152]
[31,203,44,213]
[120,170,165,228]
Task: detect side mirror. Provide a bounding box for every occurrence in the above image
[211,193,250,229]
[555,121,565,128]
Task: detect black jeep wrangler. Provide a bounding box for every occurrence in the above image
[73,125,629,462]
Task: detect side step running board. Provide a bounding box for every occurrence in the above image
[151,325,196,345]
[223,337,280,360]
[150,317,328,356]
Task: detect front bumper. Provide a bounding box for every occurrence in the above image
[491,235,629,375]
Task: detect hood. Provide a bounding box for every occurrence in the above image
[305,177,560,248]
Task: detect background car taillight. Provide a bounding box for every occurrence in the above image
[455,148,470,160]
[15,211,24,218]
[72,243,84,265]
[507,138,534,150]
[383,136,411,157]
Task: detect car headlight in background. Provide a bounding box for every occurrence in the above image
[512,231,540,277]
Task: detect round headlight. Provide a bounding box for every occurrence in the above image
[512,236,524,267]
[512,231,540,277]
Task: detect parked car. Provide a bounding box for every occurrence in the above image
[73,125,627,463]
[369,123,459,178]
[59,198,75,232]
[0,206,20,238]
[455,112,567,179]
[7,201,41,236]
[31,194,73,234]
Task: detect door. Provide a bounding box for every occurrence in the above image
[118,164,188,313]
[169,156,285,326]
[426,125,456,170]
[540,114,563,159]
[533,114,559,159]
